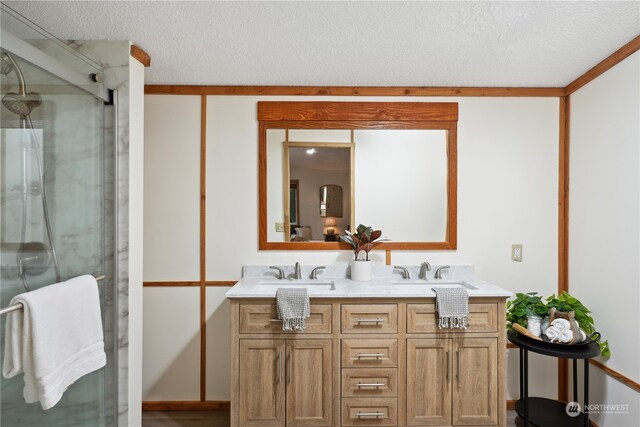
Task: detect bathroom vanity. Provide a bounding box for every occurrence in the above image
[226,266,511,427]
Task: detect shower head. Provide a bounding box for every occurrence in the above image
[0,51,27,96]
[2,91,42,116]
[1,52,14,75]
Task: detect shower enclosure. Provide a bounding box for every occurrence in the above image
[0,5,116,426]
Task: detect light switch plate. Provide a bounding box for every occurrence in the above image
[275,222,285,232]
[512,244,523,262]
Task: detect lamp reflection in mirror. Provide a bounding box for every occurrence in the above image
[324,217,337,235]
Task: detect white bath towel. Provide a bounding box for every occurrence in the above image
[2,275,106,409]
[544,318,574,343]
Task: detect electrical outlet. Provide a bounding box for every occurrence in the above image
[512,244,523,262]
[275,222,284,232]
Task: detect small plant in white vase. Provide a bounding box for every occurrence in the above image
[340,224,382,282]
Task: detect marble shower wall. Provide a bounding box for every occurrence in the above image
[72,40,139,427]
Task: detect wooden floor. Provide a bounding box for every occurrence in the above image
[142,410,519,426]
[142,411,230,427]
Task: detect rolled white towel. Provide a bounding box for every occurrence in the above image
[551,318,571,331]
[544,320,575,343]
[545,326,560,342]
[559,329,574,343]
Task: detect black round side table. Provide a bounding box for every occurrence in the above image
[508,330,600,427]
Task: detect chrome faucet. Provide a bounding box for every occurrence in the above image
[419,262,432,279]
[294,262,302,279]
[394,266,411,280]
[309,266,326,279]
[434,266,450,279]
[269,266,285,280]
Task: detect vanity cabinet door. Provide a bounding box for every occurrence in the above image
[286,339,332,427]
[406,339,452,426]
[239,339,285,427]
[452,338,498,425]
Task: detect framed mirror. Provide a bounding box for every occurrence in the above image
[258,101,458,250]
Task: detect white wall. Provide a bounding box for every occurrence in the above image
[569,51,640,426]
[143,287,200,400]
[142,95,202,402]
[144,95,560,402]
[127,56,145,427]
[143,95,201,281]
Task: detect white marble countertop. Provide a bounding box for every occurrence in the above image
[225,264,512,299]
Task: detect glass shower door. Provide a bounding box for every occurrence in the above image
[0,6,115,427]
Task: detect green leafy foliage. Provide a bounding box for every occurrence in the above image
[339,224,382,261]
[546,292,610,357]
[506,291,610,357]
[506,292,549,329]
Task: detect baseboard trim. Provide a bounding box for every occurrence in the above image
[142,401,230,411]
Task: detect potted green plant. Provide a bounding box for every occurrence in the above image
[340,224,382,281]
[506,292,549,336]
[507,291,610,357]
[545,292,610,357]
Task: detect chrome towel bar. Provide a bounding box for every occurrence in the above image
[0,274,106,315]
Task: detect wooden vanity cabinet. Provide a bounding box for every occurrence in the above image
[238,339,285,427]
[230,298,506,427]
[406,338,498,426]
[234,302,334,427]
[238,338,333,427]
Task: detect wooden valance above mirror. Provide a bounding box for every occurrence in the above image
[258,101,458,251]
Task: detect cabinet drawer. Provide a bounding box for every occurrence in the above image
[406,303,497,333]
[341,304,398,334]
[341,368,397,397]
[342,398,397,426]
[342,339,397,368]
[239,303,332,334]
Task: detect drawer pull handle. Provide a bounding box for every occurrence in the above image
[356,382,385,388]
[356,411,385,418]
[354,318,384,324]
[268,318,283,323]
[356,352,385,359]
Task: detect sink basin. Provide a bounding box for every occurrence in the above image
[258,280,336,290]
[392,280,477,290]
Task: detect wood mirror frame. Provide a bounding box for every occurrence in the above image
[258,101,458,251]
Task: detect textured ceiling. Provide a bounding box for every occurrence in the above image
[3,1,639,87]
